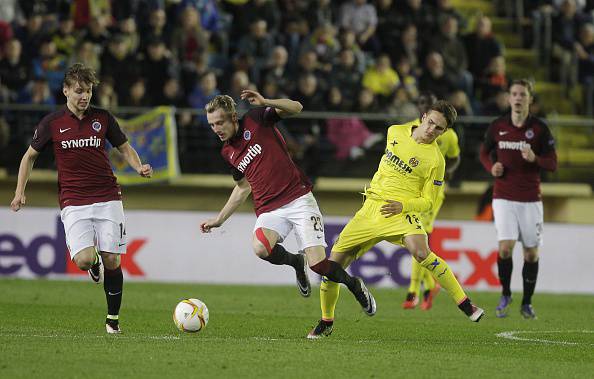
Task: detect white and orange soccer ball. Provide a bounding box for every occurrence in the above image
[173,298,209,332]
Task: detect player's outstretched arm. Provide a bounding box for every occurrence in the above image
[116,142,153,178]
[200,178,252,233]
[240,89,303,118]
[10,146,40,212]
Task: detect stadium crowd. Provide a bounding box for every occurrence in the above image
[0,0,593,177]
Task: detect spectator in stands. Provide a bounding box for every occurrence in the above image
[337,28,367,73]
[117,17,140,56]
[17,76,55,106]
[71,0,111,29]
[140,37,178,105]
[326,86,383,161]
[398,0,436,38]
[395,56,419,100]
[140,8,172,52]
[32,38,68,97]
[94,76,118,109]
[227,70,253,113]
[121,77,150,107]
[463,16,503,80]
[304,0,337,30]
[375,0,401,54]
[338,0,379,53]
[575,23,594,82]
[188,71,221,120]
[477,56,511,103]
[171,6,209,64]
[275,17,309,73]
[0,38,30,100]
[100,33,138,101]
[448,89,474,117]
[362,54,400,106]
[14,12,45,61]
[71,41,100,73]
[430,14,473,96]
[330,49,363,109]
[52,15,76,57]
[391,24,422,77]
[386,86,419,122]
[481,89,510,116]
[236,19,275,85]
[419,51,458,99]
[301,22,340,71]
[78,15,111,54]
[434,0,467,31]
[551,0,592,87]
[260,45,293,95]
[295,49,329,91]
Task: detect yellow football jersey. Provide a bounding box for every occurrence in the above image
[366,122,445,213]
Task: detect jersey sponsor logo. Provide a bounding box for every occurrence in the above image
[92,120,102,132]
[243,130,251,141]
[525,129,534,139]
[60,136,102,149]
[408,157,419,167]
[236,143,262,173]
[384,149,413,174]
[498,140,531,151]
[434,180,443,186]
[59,128,71,133]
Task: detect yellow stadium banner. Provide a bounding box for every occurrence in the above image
[109,106,180,184]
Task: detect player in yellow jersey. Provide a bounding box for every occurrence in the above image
[307,100,483,339]
[402,93,461,311]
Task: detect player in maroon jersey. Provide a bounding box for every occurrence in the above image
[200,91,376,318]
[10,63,153,333]
[480,79,557,319]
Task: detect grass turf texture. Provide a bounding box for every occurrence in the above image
[1,279,593,378]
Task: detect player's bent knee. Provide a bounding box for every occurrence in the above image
[72,253,93,270]
[252,243,270,259]
[101,253,120,270]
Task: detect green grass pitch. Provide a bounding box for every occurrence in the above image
[1,279,593,378]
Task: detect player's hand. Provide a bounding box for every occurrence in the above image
[380,200,403,217]
[200,219,222,233]
[491,162,504,177]
[10,193,26,212]
[521,146,536,162]
[138,164,153,178]
[240,90,266,106]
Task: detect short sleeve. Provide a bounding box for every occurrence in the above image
[30,117,52,152]
[230,166,244,181]
[247,107,281,128]
[106,112,128,147]
[445,130,460,158]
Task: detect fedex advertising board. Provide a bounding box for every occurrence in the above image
[1,208,593,293]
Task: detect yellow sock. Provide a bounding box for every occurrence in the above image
[422,266,436,291]
[320,277,340,321]
[408,258,422,296]
[420,251,467,304]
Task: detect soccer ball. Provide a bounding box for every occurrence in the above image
[173,298,209,332]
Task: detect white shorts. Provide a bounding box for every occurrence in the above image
[60,200,127,259]
[254,192,327,250]
[492,199,543,248]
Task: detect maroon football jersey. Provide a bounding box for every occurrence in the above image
[31,106,128,209]
[222,107,312,216]
[480,114,557,202]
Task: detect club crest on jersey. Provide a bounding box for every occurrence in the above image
[409,157,419,167]
[525,129,534,139]
[91,120,102,132]
[243,130,251,141]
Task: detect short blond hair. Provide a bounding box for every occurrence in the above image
[205,95,236,115]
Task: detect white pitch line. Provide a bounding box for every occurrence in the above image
[496,330,594,346]
[0,333,180,340]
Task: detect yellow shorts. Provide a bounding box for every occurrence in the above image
[332,198,426,258]
[420,193,445,234]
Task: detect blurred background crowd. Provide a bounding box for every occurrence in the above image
[0,0,593,183]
